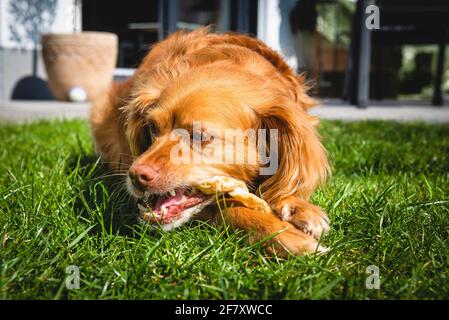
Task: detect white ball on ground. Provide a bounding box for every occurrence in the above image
[68,87,87,102]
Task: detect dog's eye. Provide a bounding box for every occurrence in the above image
[191,130,214,148]
[148,123,159,140]
[192,131,202,142]
[138,124,156,154]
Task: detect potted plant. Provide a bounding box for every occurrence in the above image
[41,0,118,102]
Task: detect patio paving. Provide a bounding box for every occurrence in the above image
[1,100,449,123]
[311,99,449,123]
[0,101,90,122]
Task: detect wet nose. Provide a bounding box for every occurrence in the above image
[128,164,158,190]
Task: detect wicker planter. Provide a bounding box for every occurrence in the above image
[41,32,118,101]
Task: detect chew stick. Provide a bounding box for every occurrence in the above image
[196,176,272,214]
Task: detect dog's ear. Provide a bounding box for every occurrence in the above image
[257,99,330,204]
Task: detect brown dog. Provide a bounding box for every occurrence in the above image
[90,28,330,256]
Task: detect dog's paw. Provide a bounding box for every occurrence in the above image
[272,224,328,256]
[249,221,327,257]
[275,198,330,240]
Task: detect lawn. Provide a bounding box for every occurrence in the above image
[0,119,448,299]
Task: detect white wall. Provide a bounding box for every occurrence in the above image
[257,0,298,71]
[0,0,81,49]
[0,0,81,100]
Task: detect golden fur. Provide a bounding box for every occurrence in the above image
[90,28,330,256]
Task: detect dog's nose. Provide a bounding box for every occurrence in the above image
[128,164,158,190]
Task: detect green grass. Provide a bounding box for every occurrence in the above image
[0,119,448,299]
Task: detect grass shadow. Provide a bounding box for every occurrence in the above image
[68,154,139,237]
[67,152,218,241]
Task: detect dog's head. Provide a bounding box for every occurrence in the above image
[123,66,329,230]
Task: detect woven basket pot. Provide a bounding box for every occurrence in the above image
[41,32,118,101]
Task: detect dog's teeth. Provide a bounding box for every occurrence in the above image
[168,189,176,197]
[149,211,158,218]
[142,209,160,219]
[161,205,167,215]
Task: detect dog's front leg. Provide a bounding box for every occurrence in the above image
[214,206,326,257]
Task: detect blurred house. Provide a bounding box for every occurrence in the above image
[0,0,448,107]
[0,0,328,101]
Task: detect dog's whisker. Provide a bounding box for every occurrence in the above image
[79,173,128,184]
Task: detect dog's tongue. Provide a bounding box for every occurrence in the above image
[151,188,207,223]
